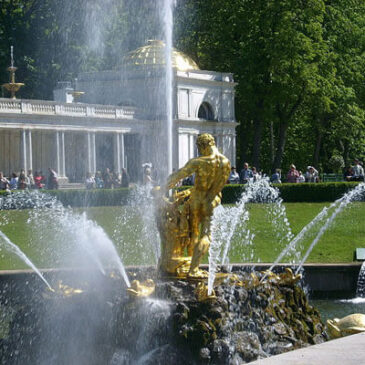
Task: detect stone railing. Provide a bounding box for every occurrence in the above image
[0,98,135,120]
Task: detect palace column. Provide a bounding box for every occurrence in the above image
[232,134,236,165]
[21,129,27,171]
[188,134,195,159]
[27,130,33,172]
[114,133,120,173]
[113,133,126,172]
[55,131,67,181]
[20,129,33,172]
[60,131,66,177]
[120,133,125,169]
[87,131,96,174]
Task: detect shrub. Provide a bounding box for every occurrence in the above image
[47,188,131,207]
[0,188,131,208]
[0,182,362,208]
[221,182,361,203]
[328,155,345,173]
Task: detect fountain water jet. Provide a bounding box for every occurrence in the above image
[295,183,365,275]
[162,0,174,177]
[356,261,365,298]
[0,191,131,287]
[0,230,53,290]
[208,178,294,294]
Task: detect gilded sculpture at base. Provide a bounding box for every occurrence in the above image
[327,313,365,338]
[127,279,156,298]
[157,133,231,279]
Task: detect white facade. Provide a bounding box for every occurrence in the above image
[0,47,237,183]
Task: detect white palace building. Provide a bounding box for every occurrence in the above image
[0,40,237,183]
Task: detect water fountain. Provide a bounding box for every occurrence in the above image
[0,134,330,364]
[1,1,364,363]
[356,261,365,298]
[2,46,24,99]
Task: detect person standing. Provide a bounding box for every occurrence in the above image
[95,171,104,188]
[121,168,130,188]
[85,172,95,189]
[47,168,59,189]
[0,172,9,191]
[9,172,18,190]
[287,164,300,183]
[239,162,253,184]
[17,175,28,190]
[103,168,113,189]
[298,171,305,183]
[228,166,240,184]
[27,169,35,189]
[351,159,364,181]
[34,171,44,189]
[271,169,282,184]
[305,166,319,183]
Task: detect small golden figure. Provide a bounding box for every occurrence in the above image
[157,133,231,279]
[195,282,217,302]
[127,279,156,298]
[327,313,365,338]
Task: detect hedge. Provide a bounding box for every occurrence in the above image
[0,188,131,208]
[0,182,362,208]
[222,182,362,203]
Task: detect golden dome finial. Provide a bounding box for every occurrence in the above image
[123,40,199,71]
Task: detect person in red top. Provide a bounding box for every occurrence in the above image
[34,171,44,189]
[287,164,300,183]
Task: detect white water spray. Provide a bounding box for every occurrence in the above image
[208,178,294,294]
[0,230,53,290]
[295,183,365,275]
[162,0,174,176]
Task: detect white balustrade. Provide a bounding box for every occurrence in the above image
[0,100,22,113]
[0,98,135,121]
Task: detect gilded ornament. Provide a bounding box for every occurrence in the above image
[157,133,231,280]
[327,313,365,338]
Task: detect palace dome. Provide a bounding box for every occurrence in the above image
[123,40,199,71]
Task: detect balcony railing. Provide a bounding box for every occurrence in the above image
[0,98,135,120]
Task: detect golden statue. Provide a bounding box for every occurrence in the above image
[157,133,231,279]
[327,313,365,338]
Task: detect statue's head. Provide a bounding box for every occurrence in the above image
[196,133,215,155]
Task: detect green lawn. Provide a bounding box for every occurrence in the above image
[0,202,364,270]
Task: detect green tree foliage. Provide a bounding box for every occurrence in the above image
[175,0,365,173]
[0,0,163,99]
[0,0,364,173]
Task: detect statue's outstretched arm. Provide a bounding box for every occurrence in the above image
[167,160,198,189]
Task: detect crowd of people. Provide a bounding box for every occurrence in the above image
[1,158,363,191]
[84,168,130,189]
[0,168,59,191]
[228,158,364,184]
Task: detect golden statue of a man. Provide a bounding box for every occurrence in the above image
[157,133,230,279]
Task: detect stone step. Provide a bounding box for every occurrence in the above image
[59,183,85,190]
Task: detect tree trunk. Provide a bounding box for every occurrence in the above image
[239,121,250,167]
[272,121,288,170]
[270,121,275,172]
[313,130,322,168]
[343,140,350,166]
[252,117,263,169]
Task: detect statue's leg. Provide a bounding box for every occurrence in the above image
[189,214,211,276]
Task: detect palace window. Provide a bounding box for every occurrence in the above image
[198,102,214,120]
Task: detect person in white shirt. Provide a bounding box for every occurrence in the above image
[351,159,364,181]
[298,171,305,183]
[0,172,10,191]
[305,166,319,183]
[9,172,18,190]
[228,166,240,184]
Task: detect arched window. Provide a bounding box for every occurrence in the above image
[198,102,214,120]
